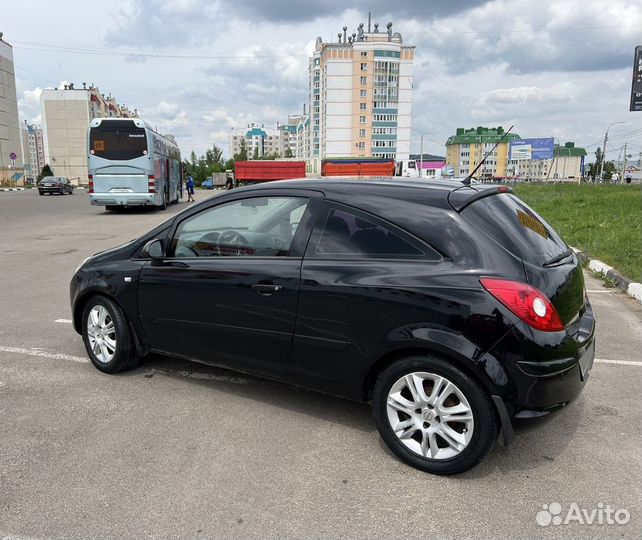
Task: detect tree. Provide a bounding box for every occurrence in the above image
[252,145,260,160]
[37,164,54,181]
[234,139,248,162]
[284,148,294,158]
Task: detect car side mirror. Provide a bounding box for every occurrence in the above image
[143,239,165,262]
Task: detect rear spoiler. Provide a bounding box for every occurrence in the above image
[447,185,513,212]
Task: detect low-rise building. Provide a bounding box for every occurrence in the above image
[515,142,587,181]
[446,126,521,179]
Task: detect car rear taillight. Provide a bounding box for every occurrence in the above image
[88,174,93,193]
[480,278,564,332]
[148,175,156,193]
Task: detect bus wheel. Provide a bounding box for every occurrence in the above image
[159,189,169,210]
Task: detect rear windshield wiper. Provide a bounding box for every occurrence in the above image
[542,249,573,267]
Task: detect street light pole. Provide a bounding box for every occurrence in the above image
[599,121,626,181]
[419,134,423,179]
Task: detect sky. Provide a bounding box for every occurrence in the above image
[5,0,642,161]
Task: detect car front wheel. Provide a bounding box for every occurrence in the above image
[372,355,498,475]
[81,296,140,373]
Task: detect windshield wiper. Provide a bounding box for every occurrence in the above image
[543,249,573,267]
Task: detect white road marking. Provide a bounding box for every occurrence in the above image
[54,319,73,324]
[0,346,88,363]
[594,358,642,367]
[586,290,615,293]
[1,345,639,373]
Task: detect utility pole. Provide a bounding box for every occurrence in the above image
[419,134,423,179]
[600,121,626,181]
[621,142,628,180]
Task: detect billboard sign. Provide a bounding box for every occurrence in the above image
[510,138,554,161]
[630,45,642,112]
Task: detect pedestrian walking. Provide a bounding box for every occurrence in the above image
[186,175,195,202]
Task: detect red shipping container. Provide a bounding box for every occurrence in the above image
[235,161,306,183]
[321,160,394,177]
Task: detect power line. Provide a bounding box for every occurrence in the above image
[11,40,310,60]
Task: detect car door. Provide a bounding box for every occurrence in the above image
[138,190,322,377]
[288,201,446,397]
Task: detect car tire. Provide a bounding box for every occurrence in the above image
[39,191,44,196]
[105,205,118,212]
[81,296,140,374]
[372,355,498,475]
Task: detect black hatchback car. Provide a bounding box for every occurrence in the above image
[70,179,595,474]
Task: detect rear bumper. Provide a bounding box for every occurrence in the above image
[39,187,63,193]
[490,297,596,428]
[90,193,155,206]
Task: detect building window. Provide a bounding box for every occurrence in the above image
[360,51,367,57]
[360,76,367,84]
[360,89,367,98]
[359,116,367,124]
[360,63,368,71]
[359,129,366,137]
[360,102,367,110]
[357,141,365,150]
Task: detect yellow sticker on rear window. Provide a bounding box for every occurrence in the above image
[516,209,548,239]
[93,140,105,151]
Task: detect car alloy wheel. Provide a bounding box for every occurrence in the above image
[386,371,474,460]
[86,305,117,363]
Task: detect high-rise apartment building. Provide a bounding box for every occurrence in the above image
[20,122,45,179]
[0,33,23,184]
[41,83,137,184]
[308,18,414,167]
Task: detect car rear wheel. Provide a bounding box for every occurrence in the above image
[372,355,498,475]
[82,296,140,373]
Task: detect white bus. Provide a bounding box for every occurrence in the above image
[88,118,182,210]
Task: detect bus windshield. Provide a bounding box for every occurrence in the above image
[89,120,147,161]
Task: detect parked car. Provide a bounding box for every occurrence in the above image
[38,176,73,195]
[69,179,595,475]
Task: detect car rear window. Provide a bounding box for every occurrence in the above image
[461,193,568,265]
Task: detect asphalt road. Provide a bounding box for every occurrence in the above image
[1,189,640,540]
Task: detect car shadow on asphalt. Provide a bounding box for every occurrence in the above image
[123,353,375,433]
[116,352,584,472]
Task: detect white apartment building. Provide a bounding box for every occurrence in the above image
[229,123,282,159]
[20,122,45,179]
[41,83,137,184]
[0,33,23,184]
[308,18,414,168]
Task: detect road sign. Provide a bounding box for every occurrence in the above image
[9,152,17,161]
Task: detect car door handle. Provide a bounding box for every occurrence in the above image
[251,283,283,295]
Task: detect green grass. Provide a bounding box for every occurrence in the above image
[512,183,641,282]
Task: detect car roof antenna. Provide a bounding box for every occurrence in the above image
[462,125,514,186]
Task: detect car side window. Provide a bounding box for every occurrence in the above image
[310,205,438,259]
[170,196,310,258]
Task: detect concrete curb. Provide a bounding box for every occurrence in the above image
[0,187,27,192]
[572,248,641,303]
